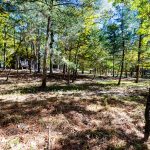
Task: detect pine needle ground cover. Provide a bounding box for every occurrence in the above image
[0,73,149,149]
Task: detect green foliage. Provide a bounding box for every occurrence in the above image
[0,0,150,78]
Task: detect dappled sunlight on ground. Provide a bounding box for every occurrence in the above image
[0,75,149,149]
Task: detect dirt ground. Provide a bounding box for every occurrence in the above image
[0,72,150,150]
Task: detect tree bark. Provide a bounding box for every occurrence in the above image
[49,26,54,75]
[26,47,30,73]
[37,29,41,73]
[67,50,71,85]
[41,16,51,88]
[118,8,125,85]
[3,25,7,70]
[135,35,142,83]
[49,0,54,75]
[112,31,116,77]
[72,42,79,82]
[118,41,125,85]
[113,54,115,77]
[124,62,128,78]
[144,89,150,141]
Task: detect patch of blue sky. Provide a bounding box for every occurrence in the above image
[99,0,113,12]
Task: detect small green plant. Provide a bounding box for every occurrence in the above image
[5,137,20,149]
[103,95,109,107]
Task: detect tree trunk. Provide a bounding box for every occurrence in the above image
[49,0,54,75]
[124,62,128,78]
[112,31,116,77]
[113,54,115,77]
[3,25,7,70]
[82,65,84,74]
[144,89,150,141]
[135,35,142,83]
[28,42,33,73]
[92,68,96,80]
[63,64,66,74]
[6,68,11,81]
[41,16,51,88]
[37,29,41,73]
[141,65,144,78]
[118,41,125,85]
[130,67,133,77]
[49,26,54,75]
[3,42,6,70]
[67,50,71,85]
[72,43,79,82]
[14,26,16,69]
[118,8,125,85]
[26,47,30,73]
[31,41,37,73]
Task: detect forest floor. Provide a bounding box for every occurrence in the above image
[0,71,150,150]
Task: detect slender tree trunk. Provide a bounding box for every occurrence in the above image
[26,47,30,73]
[124,62,128,78]
[67,50,71,85]
[67,51,71,85]
[3,25,7,70]
[37,29,41,73]
[41,16,51,88]
[3,43,6,70]
[135,35,142,83]
[82,64,84,74]
[14,25,16,70]
[113,54,115,77]
[6,68,11,81]
[63,64,66,73]
[118,8,125,85]
[141,65,144,78]
[16,34,22,74]
[112,31,116,77]
[72,43,79,82]
[130,67,133,77]
[118,41,125,85]
[92,68,96,80]
[74,59,79,80]
[31,41,37,72]
[49,26,54,75]
[49,0,54,75]
[28,43,33,73]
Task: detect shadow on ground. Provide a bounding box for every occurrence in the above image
[58,127,148,150]
[0,82,117,95]
[0,94,147,149]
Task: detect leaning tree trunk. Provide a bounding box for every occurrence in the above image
[135,35,142,83]
[41,16,51,88]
